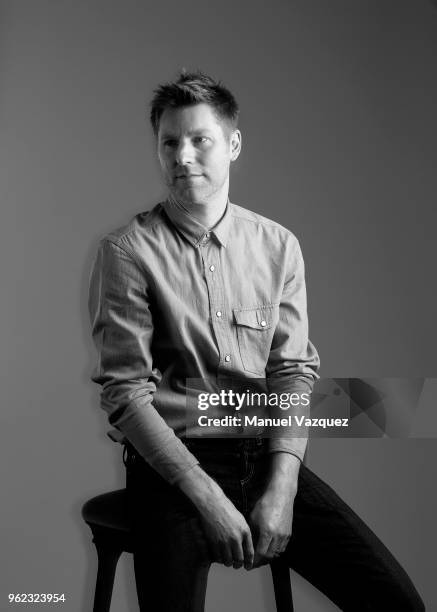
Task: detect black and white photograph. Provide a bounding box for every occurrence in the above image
[1,2,436,611]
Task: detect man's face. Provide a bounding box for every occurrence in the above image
[157,103,240,205]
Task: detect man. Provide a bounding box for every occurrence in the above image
[88,71,424,611]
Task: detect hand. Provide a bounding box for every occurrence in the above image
[247,451,300,568]
[177,465,254,569]
[248,483,296,568]
[198,494,255,570]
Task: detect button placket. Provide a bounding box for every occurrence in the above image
[200,243,232,370]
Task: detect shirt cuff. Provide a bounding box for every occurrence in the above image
[111,399,201,485]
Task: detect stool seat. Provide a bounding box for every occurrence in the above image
[82,489,293,611]
[82,489,130,532]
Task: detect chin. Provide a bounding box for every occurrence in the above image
[176,187,208,202]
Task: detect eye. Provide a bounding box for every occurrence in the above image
[193,136,210,145]
[162,139,178,148]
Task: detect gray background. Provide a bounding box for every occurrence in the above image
[1,0,436,610]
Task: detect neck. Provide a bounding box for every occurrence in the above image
[169,188,229,230]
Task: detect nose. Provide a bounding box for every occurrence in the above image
[175,140,195,165]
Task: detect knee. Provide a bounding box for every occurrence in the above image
[366,568,426,611]
[405,593,426,612]
[374,552,425,611]
[393,583,425,612]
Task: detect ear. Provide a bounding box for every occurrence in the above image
[230,129,242,162]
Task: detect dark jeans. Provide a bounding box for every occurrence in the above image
[125,438,425,611]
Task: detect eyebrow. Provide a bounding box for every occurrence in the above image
[159,129,215,139]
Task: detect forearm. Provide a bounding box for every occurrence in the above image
[248,451,299,568]
[268,437,308,462]
[178,464,255,570]
[264,451,301,496]
[177,463,228,510]
[267,377,312,460]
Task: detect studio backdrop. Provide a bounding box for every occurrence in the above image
[1,1,436,610]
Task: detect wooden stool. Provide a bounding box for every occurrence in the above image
[82,489,294,612]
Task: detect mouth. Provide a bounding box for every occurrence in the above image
[175,174,203,180]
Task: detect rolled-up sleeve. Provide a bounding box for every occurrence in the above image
[266,237,320,460]
[88,238,199,483]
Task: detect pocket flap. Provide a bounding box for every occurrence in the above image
[233,305,277,330]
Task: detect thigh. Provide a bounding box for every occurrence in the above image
[284,465,424,611]
[126,452,211,612]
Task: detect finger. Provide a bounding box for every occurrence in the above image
[252,551,268,568]
[242,530,255,570]
[271,533,289,551]
[220,541,234,568]
[230,538,245,570]
[266,537,285,560]
[255,532,272,565]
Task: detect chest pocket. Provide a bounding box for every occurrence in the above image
[233,304,280,375]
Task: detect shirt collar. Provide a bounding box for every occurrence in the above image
[162,195,232,248]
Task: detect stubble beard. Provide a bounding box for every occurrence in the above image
[163,161,230,207]
[168,176,221,208]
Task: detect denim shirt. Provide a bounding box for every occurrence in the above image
[88,198,320,483]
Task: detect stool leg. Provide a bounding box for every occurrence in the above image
[270,559,294,612]
[92,543,123,612]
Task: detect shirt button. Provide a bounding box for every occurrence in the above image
[224,354,231,363]
[260,319,267,327]
[209,265,215,272]
[216,311,222,318]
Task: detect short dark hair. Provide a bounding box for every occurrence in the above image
[149,70,239,136]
